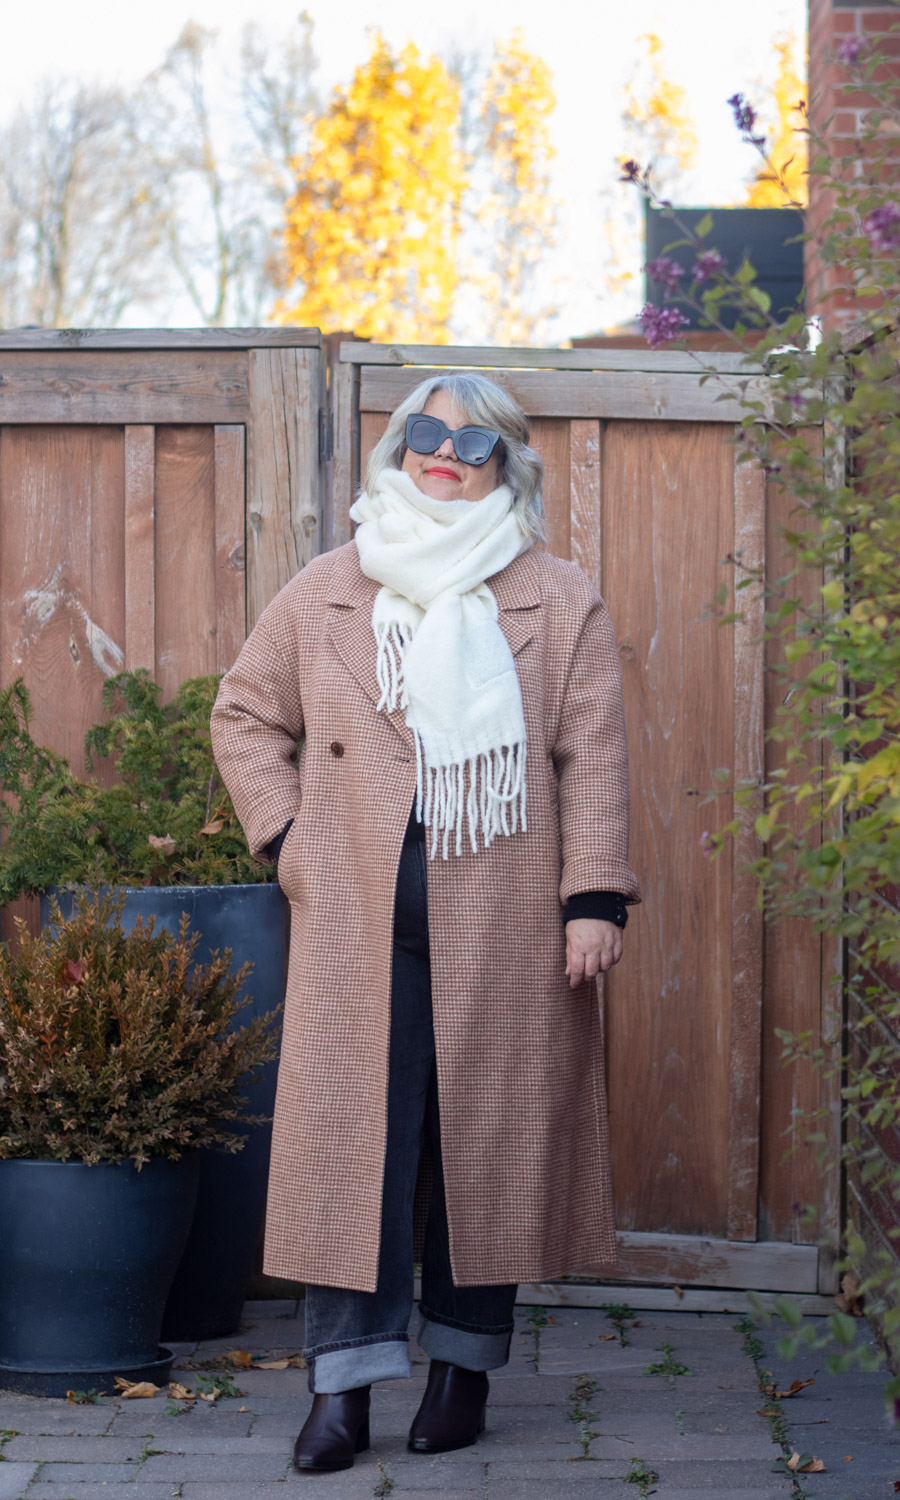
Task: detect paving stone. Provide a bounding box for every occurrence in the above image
[0,1402,113,1435]
[133,1431,291,1454]
[108,1406,255,1436]
[0,1464,39,1500]
[23,1461,143,1483]
[3,1435,145,1462]
[141,1450,290,1480]
[649,1458,795,1488]
[25,1488,179,1500]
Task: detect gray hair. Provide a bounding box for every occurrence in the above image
[364,372,545,544]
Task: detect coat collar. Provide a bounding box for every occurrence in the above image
[325,542,539,745]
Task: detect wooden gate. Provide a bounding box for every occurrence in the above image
[333,342,841,1306]
[0,329,326,941]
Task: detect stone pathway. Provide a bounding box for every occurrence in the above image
[0,1299,895,1498]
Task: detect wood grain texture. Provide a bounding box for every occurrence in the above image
[606,1230,818,1291]
[513,1281,832,1314]
[214,426,246,673]
[602,420,735,1238]
[569,420,602,591]
[332,360,360,548]
[154,427,217,696]
[727,453,767,1241]
[360,366,787,422]
[0,329,320,350]
[341,342,766,374]
[530,419,571,559]
[0,352,248,423]
[758,438,827,1249]
[246,348,322,630]
[124,427,156,675]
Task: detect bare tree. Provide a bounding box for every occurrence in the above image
[0,80,164,328]
[136,17,318,326]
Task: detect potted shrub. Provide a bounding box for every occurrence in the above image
[0,669,294,1339]
[0,883,280,1396]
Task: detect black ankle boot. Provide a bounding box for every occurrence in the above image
[408,1358,488,1453]
[292,1387,371,1472]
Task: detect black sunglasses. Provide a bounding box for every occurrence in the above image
[404,413,501,467]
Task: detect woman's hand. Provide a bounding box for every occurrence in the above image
[565,918,624,989]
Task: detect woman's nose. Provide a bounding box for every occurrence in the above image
[434,436,457,459]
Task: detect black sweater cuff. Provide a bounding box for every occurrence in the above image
[564,891,629,928]
[264,817,295,863]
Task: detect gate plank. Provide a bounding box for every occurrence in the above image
[124,427,156,675]
[531,419,571,558]
[360,366,785,423]
[155,427,217,694]
[214,426,246,673]
[569,420,602,592]
[727,453,767,1241]
[0,352,248,423]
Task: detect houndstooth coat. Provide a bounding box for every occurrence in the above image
[209,539,641,1291]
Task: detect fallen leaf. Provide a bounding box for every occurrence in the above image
[843,1455,853,1461]
[114,1378,160,1399]
[238,1406,249,1412]
[287,1355,307,1368]
[200,818,225,836]
[598,1334,618,1342]
[835,1271,863,1317]
[225,1349,255,1368]
[66,1388,106,1404]
[255,1359,290,1370]
[148,834,177,856]
[630,1320,642,1328]
[167,1382,196,1402]
[785,1450,826,1473]
[776,1377,815,1399]
[673,1285,684,1299]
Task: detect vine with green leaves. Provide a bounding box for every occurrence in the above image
[622,23,900,1406]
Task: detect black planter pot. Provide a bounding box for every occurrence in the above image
[41,882,288,1342]
[0,1155,200,1397]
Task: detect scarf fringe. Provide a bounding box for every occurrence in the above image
[375,620,414,712]
[415,737,528,860]
[374,575,527,861]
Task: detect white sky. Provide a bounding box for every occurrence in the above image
[0,0,807,339]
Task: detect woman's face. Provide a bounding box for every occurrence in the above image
[400,389,501,503]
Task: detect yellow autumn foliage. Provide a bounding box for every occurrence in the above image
[276,34,465,342]
[745,32,808,208]
[276,30,557,344]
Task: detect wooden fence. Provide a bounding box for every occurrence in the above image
[0,331,842,1305]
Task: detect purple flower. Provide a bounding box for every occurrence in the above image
[699,831,714,858]
[693,249,725,282]
[787,393,807,411]
[620,158,642,183]
[639,302,690,350]
[862,202,900,252]
[645,255,685,295]
[835,35,866,66]
[727,91,767,147]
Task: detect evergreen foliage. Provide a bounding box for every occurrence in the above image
[0,669,286,899]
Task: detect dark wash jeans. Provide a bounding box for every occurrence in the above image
[302,824,518,1393]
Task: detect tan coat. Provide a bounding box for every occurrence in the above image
[209,539,641,1291]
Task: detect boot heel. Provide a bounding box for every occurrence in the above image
[355,1418,370,1452]
[478,1413,486,1434]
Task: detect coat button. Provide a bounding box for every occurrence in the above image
[330,741,345,758]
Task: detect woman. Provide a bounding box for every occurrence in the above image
[209,372,641,1474]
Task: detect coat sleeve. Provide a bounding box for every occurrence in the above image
[209,586,305,867]
[551,586,642,907]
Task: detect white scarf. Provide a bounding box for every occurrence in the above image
[348,467,530,859]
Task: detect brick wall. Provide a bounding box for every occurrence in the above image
[806,0,900,331]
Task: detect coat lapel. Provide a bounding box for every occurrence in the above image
[325,543,540,746]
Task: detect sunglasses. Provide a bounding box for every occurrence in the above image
[404,413,501,467]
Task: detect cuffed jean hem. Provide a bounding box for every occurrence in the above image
[306,1334,411,1393]
[417,1309,514,1372]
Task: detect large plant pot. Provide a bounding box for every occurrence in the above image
[0,1155,200,1397]
[42,882,288,1342]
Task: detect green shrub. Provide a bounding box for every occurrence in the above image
[0,668,291,898]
